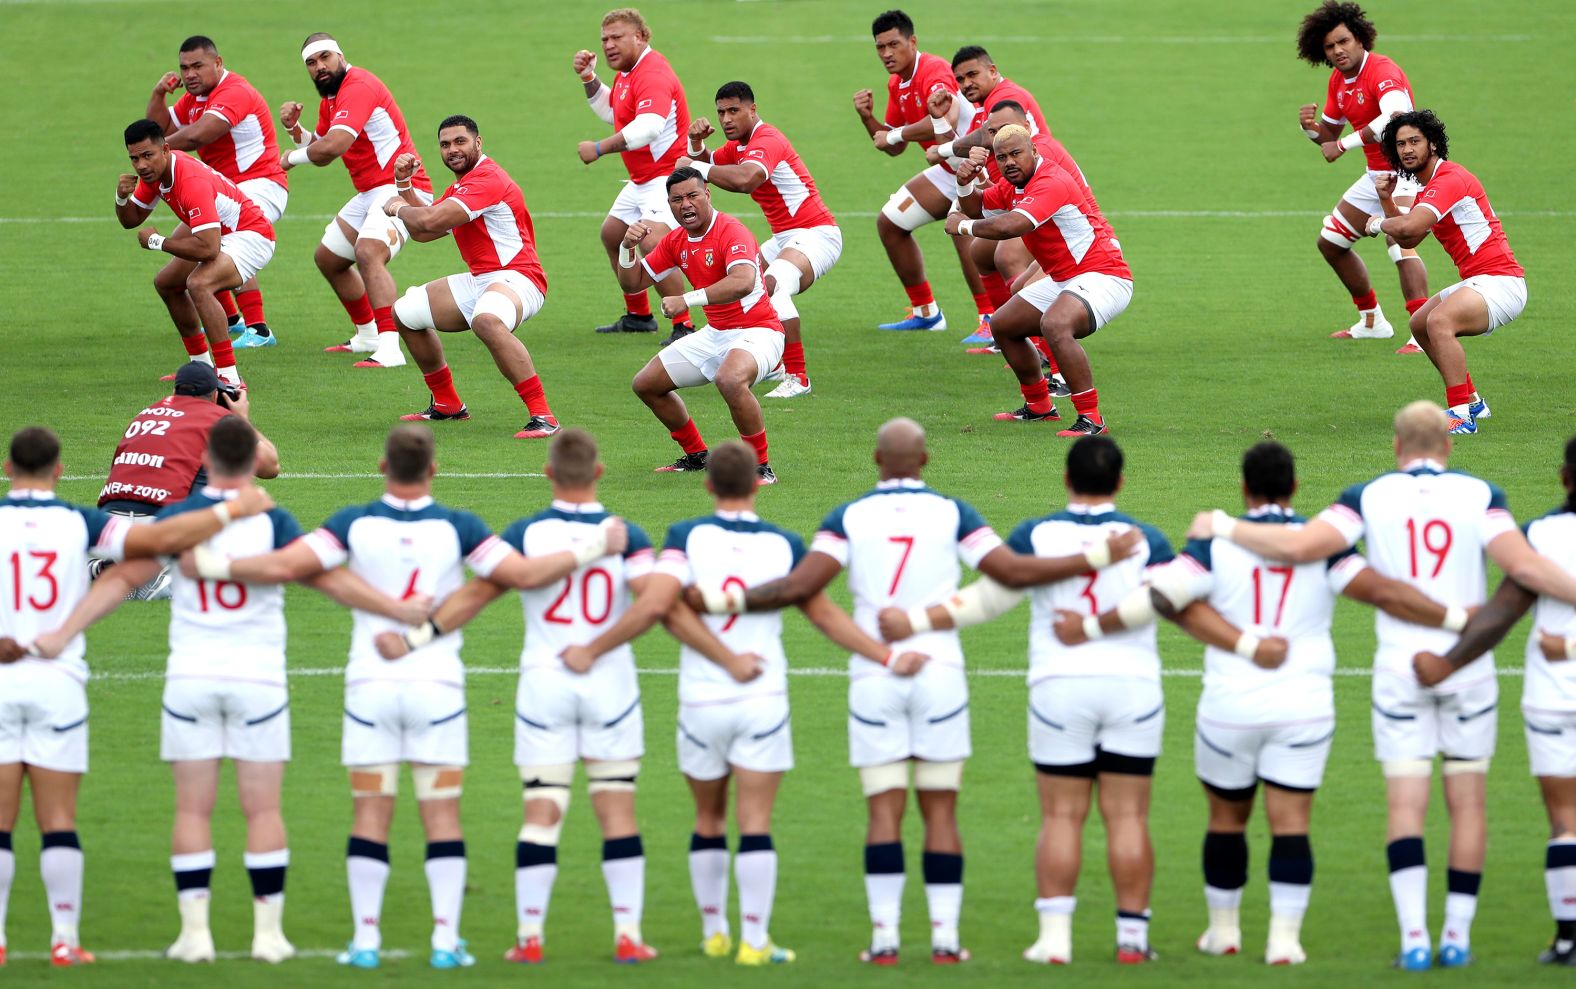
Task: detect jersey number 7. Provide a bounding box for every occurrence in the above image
[1251,566,1295,627]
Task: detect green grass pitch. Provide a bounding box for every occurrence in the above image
[2,0,1574,984]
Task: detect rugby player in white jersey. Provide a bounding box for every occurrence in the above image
[1058,440,1466,965]
[1413,436,1576,965]
[878,436,1174,965]
[35,418,426,964]
[1188,402,1576,970]
[690,419,1139,965]
[373,430,664,965]
[186,426,614,970]
[0,426,273,968]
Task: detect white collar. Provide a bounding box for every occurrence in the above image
[1401,458,1447,473]
[160,152,178,194]
[739,120,764,147]
[1342,51,1369,84]
[876,477,925,489]
[1065,501,1116,515]
[686,211,720,242]
[1246,504,1293,518]
[625,46,653,73]
[6,489,56,501]
[552,499,604,513]
[201,485,241,500]
[381,493,434,511]
[715,509,760,522]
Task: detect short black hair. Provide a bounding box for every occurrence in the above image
[124,118,166,147]
[1065,436,1123,497]
[714,80,754,104]
[1381,109,1448,179]
[1296,1,1377,66]
[179,35,218,55]
[207,415,258,477]
[9,427,60,477]
[1564,435,1576,514]
[666,165,706,191]
[385,425,434,483]
[951,45,992,68]
[1241,441,1296,502]
[872,9,914,38]
[988,99,1026,117]
[438,114,479,136]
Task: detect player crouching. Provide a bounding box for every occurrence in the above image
[383,116,560,438]
[623,167,785,484]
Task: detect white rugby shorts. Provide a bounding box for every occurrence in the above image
[848,663,970,767]
[659,326,785,388]
[514,665,643,765]
[1339,168,1423,216]
[914,162,960,208]
[161,676,290,762]
[1029,676,1164,770]
[1019,272,1134,330]
[0,661,89,773]
[343,679,468,767]
[335,184,433,235]
[760,225,844,282]
[1371,668,1498,763]
[219,230,275,284]
[678,693,793,780]
[1434,275,1527,333]
[608,176,676,227]
[444,270,546,331]
[1523,706,1576,778]
[238,177,289,224]
[1194,709,1335,793]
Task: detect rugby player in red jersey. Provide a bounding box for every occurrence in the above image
[116,120,275,389]
[278,33,432,369]
[1296,2,1429,352]
[679,80,840,399]
[574,8,697,344]
[148,36,286,348]
[949,128,1133,436]
[853,10,984,334]
[1365,110,1526,435]
[380,116,560,440]
[620,168,785,485]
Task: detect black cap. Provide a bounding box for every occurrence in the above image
[172,362,221,396]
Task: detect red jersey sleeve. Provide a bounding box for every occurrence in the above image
[170,92,193,128]
[1416,166,1467,221]
[131,177,158,209]
[327,77,375,137]
[1321,72,1344,124]
[1014,168,1075,227]
[445,168,503,218]
[883,78,904,128]
[737,130,788,177]
[917,57,957,101]
[313,97,332,139]
[710,141,738,166]
[640,229,679,282]
[177,174,221,233]
[719,219,758,270]
[201,88,244,127]
[980,179,1014,213]
[627,65,679,120]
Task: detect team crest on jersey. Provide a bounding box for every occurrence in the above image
[1355,91,1365,105]
[704,249,714,266]
[617,86,629,100]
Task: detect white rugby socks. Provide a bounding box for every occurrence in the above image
[346,837,389,951]
[688,834,729,939]
[736,834,777,950]
[602,835,646,941]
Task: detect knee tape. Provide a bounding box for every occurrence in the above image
[765,258,803,297]
[770,289,799,323]
[393,285,435,331]
[1391,243,1422,264]
[1382,758,1434,779]
[914,759,964,792]
[881,188,935,232]
[350,763,399,797]
[860,761,909,797]
[519,763,574,845]
[1442,757,1490,777]
[321,219,358,261]
[586,758,639,795]
[1319,213,1361,250]
[473,288,522,330]
[412,764,465,801]
[357,210,409,261]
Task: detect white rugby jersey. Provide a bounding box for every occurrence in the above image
[657,510,805,704]
[158,488,300,685]
[302,494,511,686]
[1177,505,1368,712]
[0,489,133,680]
[1523,507,1576,713]
[500,501,654,674]
[1316,459,1514,689]
[1005,502,1173,682]
[811,478,1002,671]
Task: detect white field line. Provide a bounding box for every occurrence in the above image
[60,472,545,481]
[709,34,1538,45]
[5,947,410,962]
[5,209,1574,225]
[85,665,1524,683]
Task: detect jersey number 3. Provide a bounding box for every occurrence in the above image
[8,550,59,611]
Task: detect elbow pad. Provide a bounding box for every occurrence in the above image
[939,577,1024,629]
[588,83,614,124]
[620,112,666,150]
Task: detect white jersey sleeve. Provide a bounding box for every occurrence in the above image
[1524,509,1576,713]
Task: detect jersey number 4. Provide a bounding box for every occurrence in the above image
[8,550,59,611]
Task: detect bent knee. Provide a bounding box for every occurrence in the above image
[353,238,389,267]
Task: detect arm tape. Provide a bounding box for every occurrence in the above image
[620,112,665,149]
[571,521,612,566]
[404,618,446,651]
[938,576,1023,629]
[1148,563,1201,612]
[1115,584,1160,629]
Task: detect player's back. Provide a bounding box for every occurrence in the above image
[0,493,128,678]
[663,511,803,702]
[1007,505,1171,681]
[1523,508,1576,711]
[816,479,1000,668]
[306,495,506,684]
[505,502,653,673]
[1327,463,1511,655]
[160,490,299,678]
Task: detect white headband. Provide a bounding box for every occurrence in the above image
[301,39,342,61]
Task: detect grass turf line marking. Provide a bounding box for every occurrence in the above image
[59,472,545,481]
[5,948,411,962]
[708,33,1538,44]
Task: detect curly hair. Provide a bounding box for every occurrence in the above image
[1296,2,1377,66]
[1381,109,1448,178]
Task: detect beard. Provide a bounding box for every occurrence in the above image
[313,66,348,97]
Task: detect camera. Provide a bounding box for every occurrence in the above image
[215,381,241,408]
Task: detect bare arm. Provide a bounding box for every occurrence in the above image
[283,127,352,169]
[148,75,179,134]
[222,540,329,585]
[122,488,272,558]
[30,559,161,657]
[487,545,607,592]
[1190,512,1350,564]
[701,163,767,194]
[741,552,842,612]
[145,224,222,264]
[659,597,744,671]
[689,263,757,306]
[1485,531,1576,606]
[1374,199,1436,249]
[303,568,428,624]
[1442,576,1536,669]
[1342,568,1452,626]
[166,113,233,152]
[798,591,891,663]
[575,573,682,661]
[975,529,1141,590]
[391,199,470,243]
[114,173,153,228]
[431,576,511,633]
[947,209,1033,242]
